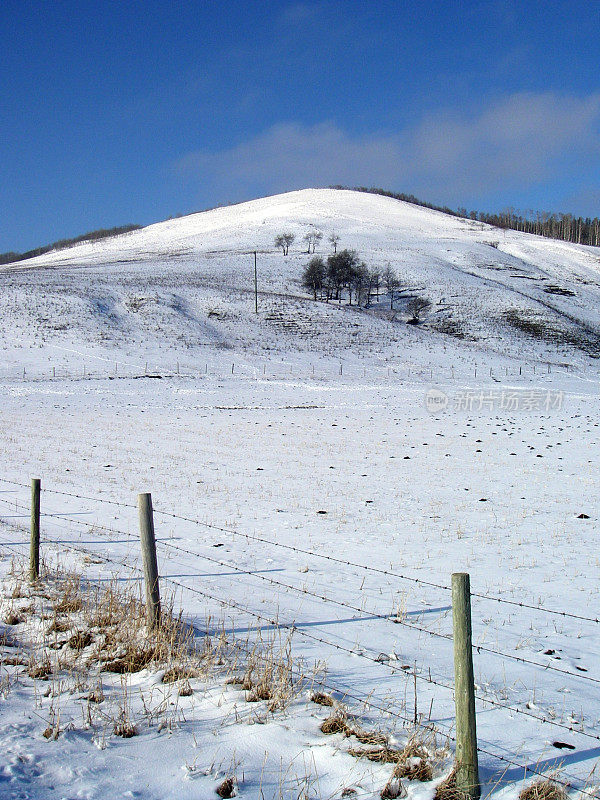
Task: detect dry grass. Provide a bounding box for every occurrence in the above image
[28,660,51,680]
[162,665,198,684]
[311,691,334,706]
[113,718,137,738]
[381,776,407,799]
[68,631,93,650]
[348,746,402,764]
[0,557,307,757]
[320,711,352,736]
[519,780,568,800]
[240,633,299,712]
[216,777,236,798]
[349,734,434,780]
[434,768,464,800]
[46,617,71,634]
[3,610,23,626]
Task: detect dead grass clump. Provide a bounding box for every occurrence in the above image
[2,655,25,666]
[53,577,83,614]
[240,636,298,712]
[178,679,193,697]
[28,661,52,680]
[102,646,155,674]
[519,780,567,800]
[241,673,253,691]
[3,611,23,626]
[320,712,352,736]
[348,746,401,764]
[434,768,463,800]
[350,735,436,791]
[87,685,104,703]
[216,777,236,798]
[395,759,433,782]
[55,597,83,614]
[68,631,93,651]
[246,684,272,702]
[381,777,407,799]
[162,665,198,684]
[392,737,434,782]
[354,730,389,746]
[46,618,71,634]
[311,691,334,706]
[113,719,137,738]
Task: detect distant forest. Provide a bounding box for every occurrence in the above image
[0,224,141,265]
[333,186,600,247]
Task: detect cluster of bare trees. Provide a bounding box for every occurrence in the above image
[300,250,384,307]
[274,230,341,256]
[274,233,295,256]
[302,254,431,321]
[472,209,600,247]
[302,249,371,304]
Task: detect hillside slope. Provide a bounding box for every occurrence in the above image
[2,188,600,375]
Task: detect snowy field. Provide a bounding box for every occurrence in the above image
[1,190,599,799]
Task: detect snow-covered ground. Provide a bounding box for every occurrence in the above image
[1,189,599,799]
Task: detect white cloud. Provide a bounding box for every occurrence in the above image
[174,92,600,207]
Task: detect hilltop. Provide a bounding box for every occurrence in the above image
[1,188,600,377]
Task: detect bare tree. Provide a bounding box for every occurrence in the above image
[327,249,360,303]
[302,256,325,300]
[381,265,399,309]
[274,233,295,256]
[364,269,380,306]
[407,297,431,324]
[302,230,323,254]
[328,232,340,253]
[352,262,370,306]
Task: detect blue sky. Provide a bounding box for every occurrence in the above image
[1,0,599,251]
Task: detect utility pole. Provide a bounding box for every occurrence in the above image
[254,251,258,314]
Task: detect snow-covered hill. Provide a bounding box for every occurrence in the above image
[2,189,600,799]
[2,188,600,378]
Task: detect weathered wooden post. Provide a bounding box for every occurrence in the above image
[138,493,160,628]
[254,250,258,314]
[29,478,41,582]
[452,572,480,800]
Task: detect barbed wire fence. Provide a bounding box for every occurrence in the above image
[0,477,598,799]
[0,355,569,385]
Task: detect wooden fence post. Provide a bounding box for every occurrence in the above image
[29,478,41,582]
[138,493,160,628]
[452,572,480,800]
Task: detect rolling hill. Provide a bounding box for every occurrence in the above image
[2,188,600,377]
